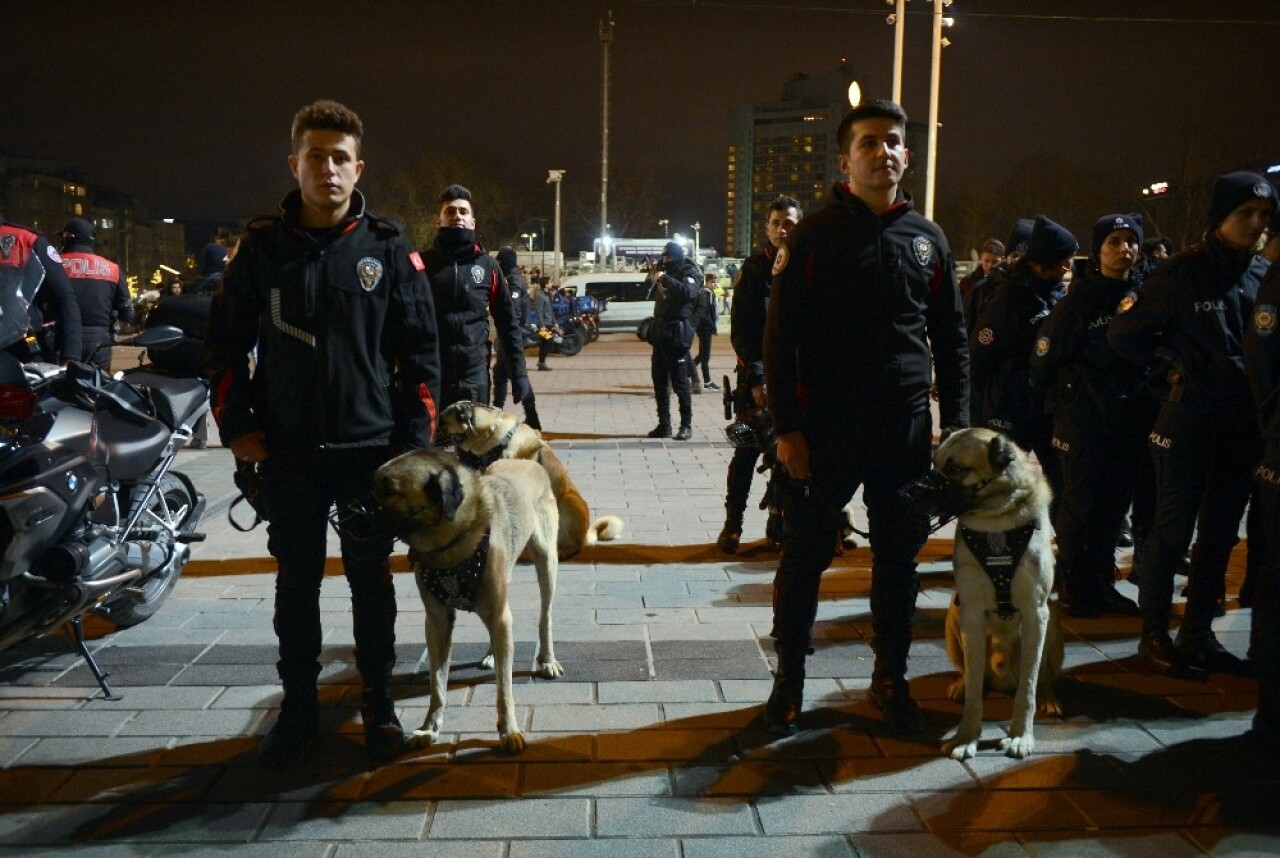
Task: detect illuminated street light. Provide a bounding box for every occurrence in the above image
[690,222,701,264]
[658,218,669,237]
[547,169,565,285]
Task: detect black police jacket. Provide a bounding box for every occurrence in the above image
[649,259,700,348]
[0,218,82,362]
[502,266,531,330]
[424,229,526,393]
[730,247,773,388]
[764,184,968,436]
[1028,260,1146,436]
[970,261,1066,436]
[1246,260,1280,461]
[205,190,442,451]
[1109,234,1266,417]
[60,242,134,330]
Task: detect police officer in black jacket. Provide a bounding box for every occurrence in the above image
[1110,171,1275,679]
[206,100,442,767]
[59,217,134,370]
[646,240,700,441]
[763,100,968,734]
[1030,213,1148,618]
[425,186,529,414]
[0,216,81,365]
[493,247,541,430]
[971,215,1076,504]
[717,195,801,554]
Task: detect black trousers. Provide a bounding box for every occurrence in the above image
[1252,459,1280,724]
[725,382,764,524]
[81,325,113,372]
[1138,403,1259,638]
[693,331,714,384]
[261,445,397,696]
[651,337,692,428]
[441,359,491,414]
[492,342,536,413]
[771,410,931,680]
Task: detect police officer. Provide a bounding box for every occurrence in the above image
[717,195,801,554]
[187,243,229,294]
[1029,213,1148,618]
[690,271,720,391]
[1109,171,1275,679]
[0,216,81,365]
[493,247,541,430]
[971,215,1076,503]
[205,100,442,766]
[763,100,968,734]
[59,217,134,370]
[646,240,700,441]
[424,186,529,414]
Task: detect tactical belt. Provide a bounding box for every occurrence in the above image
[958,522,1038,620]
[414,530,490,613]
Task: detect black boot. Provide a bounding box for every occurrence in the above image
[868,674,925,732]
[1138,632,1208,681]
[764,642,806,735]
[259,685,319,768]
[1173,631,1251,677]
[524,403,542,432]
[717,519,743,555]
[647,424,672,439]
[674,425,693,441]
[361,684,407,763]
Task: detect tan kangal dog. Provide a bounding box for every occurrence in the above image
[936,428,1063,760]
[437,400,624,559]
[373,449,562,755]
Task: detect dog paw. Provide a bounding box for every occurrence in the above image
[407,728,441,750]
[943,739,979,760]
[947,678,967,703]
[1037,696,1063,717]
[480,652,495,671]
[1000,734,1035,758]
[536,657,564,679]
[499,731,527,755]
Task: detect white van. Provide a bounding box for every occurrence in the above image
[559,272,655,334]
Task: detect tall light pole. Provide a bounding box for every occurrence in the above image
[924,0,953,221]
[886,0,907,104]
[600,10,614,268]
[658,218,669,237]
[536,217,547,274]
[547,169,565,285]
[691,221,701,264]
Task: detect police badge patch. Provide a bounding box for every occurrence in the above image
[1117,293,1137,313]
[0,235,13,260]
[46,246,62,264]
[356,257,383,292]
[977,327,995,346]
[912,235,933,266]
[1035,336,1051,357]
[1254,181,1274,200]
[470,265,485,284]
[772,244,789,276]
[1255,304,1278,337]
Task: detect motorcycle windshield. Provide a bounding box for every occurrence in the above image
[0,254,39,350]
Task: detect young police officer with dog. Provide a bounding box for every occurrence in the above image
[763,99,968,734]
[206,100,442,767]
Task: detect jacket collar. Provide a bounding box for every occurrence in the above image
[279,189,366,236]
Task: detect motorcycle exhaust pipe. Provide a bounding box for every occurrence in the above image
[35,537,126,584]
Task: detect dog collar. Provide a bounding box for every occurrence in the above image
[458,422,521,469]
[415,529,490,613]
[959,521,1039,620]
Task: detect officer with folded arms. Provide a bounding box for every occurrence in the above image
[645,240,700,441]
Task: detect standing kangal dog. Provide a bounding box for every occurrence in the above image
[437,400,624,559]
[934,428,1063,760]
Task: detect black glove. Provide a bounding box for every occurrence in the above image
[512,375,532,405]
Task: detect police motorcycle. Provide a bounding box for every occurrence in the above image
[0,255,207,699]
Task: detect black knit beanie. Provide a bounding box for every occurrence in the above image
[1090,213,1143,259]
[1207,172,1276,230]
[1025,216,1078,264]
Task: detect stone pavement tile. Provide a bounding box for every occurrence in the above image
[12,736,170,767]
[683,836,855,858]
[0,768,73,804]
[0,803,157,845]
[1063,789,1211,830]
[170,664,280,685]
[154,735,260,768]
[428,798,590,838]
[259,799,428,841]
[92,644,207,664]
[81,686,222,710]
[1183,827,1280,856]
[0,709,137,737]
[193,644,280,663]
[647,624,760,641]
[519,761,671,797]
[1142,716,1253,746]
[962,750,1120,789]
[545,640,648,661]
[655,659,769,680]
[595,796,757,837]
[116,708,266,737]
[651,640,761,661]
[806,657,877,679]
[537,625,648,643]
[0,845,168,858]
[598,730,740,763]
[1023,831,1204,857]
[336,843,501,858]
[469,682,593,706]
[525,659,647,683]
[1021,721,1164,754]
[912,789,1089,832]
[663,703,766,729]
[736,728,880,761]
[400,706,530,735]
[48,765,221,805]
[451,732,593,764]
[824,757,977,793]
[597,609,700,625]
[81,801,274,843]
[598,681,719,704]
[848,832,1031,857]
[509,839,679,858]
[53,663,187,687]
[204,766,366,803]
[671,761,829,797]
[718,678,845,704]
[695,608,775,624]
[756,793,922,835]
[361,762,520,800]
[141,846,331,858]
[530,703,662,732]
[0,738,37,768]
[184,612,269,629]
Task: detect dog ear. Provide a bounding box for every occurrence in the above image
[987,433,1017,472]
[425,466,466,521]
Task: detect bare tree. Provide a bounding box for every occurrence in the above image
[368,152,518,250]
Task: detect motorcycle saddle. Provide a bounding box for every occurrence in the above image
[122,370,208,431]
[95,409,172,482]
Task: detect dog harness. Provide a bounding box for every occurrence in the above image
[414,530,490,612]
[457,422,521,469]
[958,521,1039,620]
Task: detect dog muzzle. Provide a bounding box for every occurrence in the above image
[328,492,402,542]
[897,469,981,535]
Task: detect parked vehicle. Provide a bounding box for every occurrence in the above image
[0,322,208,699]
[558,273,654,334]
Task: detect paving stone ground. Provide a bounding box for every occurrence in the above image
[0,335,1273,856]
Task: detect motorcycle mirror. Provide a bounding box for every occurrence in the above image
[119,325,186,349]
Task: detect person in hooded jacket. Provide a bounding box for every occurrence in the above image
[59,217,133,370]
[646,240,701,441]
[1109,172,1275,680]
[763,100,968,735]
[424,185,530,414]
[493,247,541,430]
[187,243,230,295]
[0,216,81,365]
[1029,213,1149,618]
[970,215,1076,503]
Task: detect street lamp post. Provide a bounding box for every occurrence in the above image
[658,218,669,237]
[886,0,906,104]
[690,222,701,265]
[923,0,954,221]
[547,169,565,285]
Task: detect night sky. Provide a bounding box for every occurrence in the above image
[9,0,1278,252]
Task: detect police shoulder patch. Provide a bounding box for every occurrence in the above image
[912,235,933,266]
[357,257,384,292]
[1255,304,1278,337]
[470,265,485,284]
[772,244,790,276]
[1035,336,1051,357]
[1117,293,1137,313]
[977,327,995,346]
[408,251,425,272]
[46,246,62,264]
[1254,181,1274,200]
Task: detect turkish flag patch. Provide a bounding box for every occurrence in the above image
[409,251,425,272]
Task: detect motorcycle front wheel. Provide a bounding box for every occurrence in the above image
[98,472,199,628]
[557,330,584,357]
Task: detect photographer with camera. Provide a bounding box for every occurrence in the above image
[717,195,801,553]
[645,240,701,441]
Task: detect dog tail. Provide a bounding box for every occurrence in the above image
[587,515,625,543]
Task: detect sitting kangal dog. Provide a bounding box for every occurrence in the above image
[933,428,1063,760]
[437,400,624,559]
